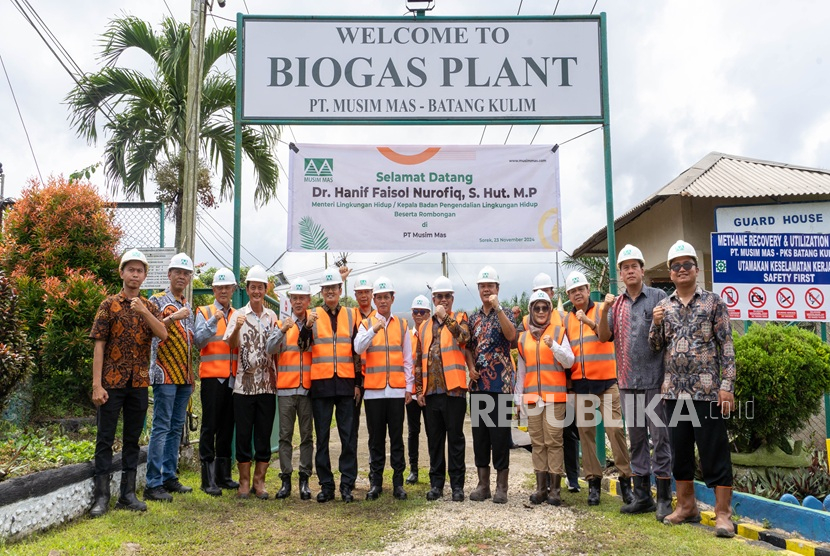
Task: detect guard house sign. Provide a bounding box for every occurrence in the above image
[241,16,602,123]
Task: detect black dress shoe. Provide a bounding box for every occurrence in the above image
[451,488,465,502]
[393,486,407,500]
[316,490,335,503]
[568,481,581,493]
[366,485,382,500]
[163,478,193,494]
[340,487,354,503]
[405,470,418,484]
[426,487,443,501]
[144,486,173,502]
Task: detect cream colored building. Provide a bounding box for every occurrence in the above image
[573,152,830,292]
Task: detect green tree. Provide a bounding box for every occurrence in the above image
[562,253,610,294]
[66,16,280,249]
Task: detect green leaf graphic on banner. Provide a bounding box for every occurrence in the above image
[299,216,329,250]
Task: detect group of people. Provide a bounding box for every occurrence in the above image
[88,238,736,538]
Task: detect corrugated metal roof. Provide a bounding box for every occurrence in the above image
[572,152,830,257]
[684,155,830,197]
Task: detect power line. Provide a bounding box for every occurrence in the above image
[196,228,233,268]
[0,52,43,184]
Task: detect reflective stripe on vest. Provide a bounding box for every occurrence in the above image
[310,306,356,380]
[564,303,616,381]
[197,304,238,378]
[418,312,468,392]
[409,328,418,394]
[363,316,407,390]
[517,322,567,404]
[277,313,312,390]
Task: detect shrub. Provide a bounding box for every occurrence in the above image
[729,324,830,452]
[0,271,34,409]
[0,176,121,286]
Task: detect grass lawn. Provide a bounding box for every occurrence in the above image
[4,469,431,556]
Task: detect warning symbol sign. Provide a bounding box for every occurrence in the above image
[720,287,739,308]
[805,288,824,309]
[776,287,795,309]
[748,287,766,308]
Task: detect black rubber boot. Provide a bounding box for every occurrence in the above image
[115,471,147,511]
[201,461,222,497]
[215,457,240,489]
[276,473,292,499]
[89,474,111,518]
[587,477,601,506]
[547,474,562,506]
[655,477,674,522]
[621,475,656,514]
[529,471,548,505]
[618,476,635,505]
[298,472,312,500]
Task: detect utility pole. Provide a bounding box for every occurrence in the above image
[181,0,207,301]
[0,163,5,235]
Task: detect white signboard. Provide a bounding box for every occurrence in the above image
[241,17,602,122]
[287,144,561,252]
[715,201,830,234]
[140,247,176,290]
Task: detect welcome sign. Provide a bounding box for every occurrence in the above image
[287,144,562,252]
[241,16,602,123]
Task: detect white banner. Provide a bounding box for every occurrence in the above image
[287,144,561,252]
[241,17,601,122]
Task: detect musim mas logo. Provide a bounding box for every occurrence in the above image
[304,158,334,182]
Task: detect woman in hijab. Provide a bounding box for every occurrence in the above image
[514,290,574,506]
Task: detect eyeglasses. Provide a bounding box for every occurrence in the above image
[412,309,429,316]
[433,293,453,301]
[670,261,696,272]
[532,305,551,313]
[321,285,340,292]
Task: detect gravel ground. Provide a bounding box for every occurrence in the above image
[334,410,578,555]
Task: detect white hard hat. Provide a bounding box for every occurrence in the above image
[120,248,148,271]
[565,271,590,292]
[320,266,343,286]
[353,277,373,291]
[212,267,237,287]
[431,276,454,294]
[168,252,194,272]
[373,276,394,294]
[288,277,312,296]
[411,295,431,310]
[532,272,554,291]
[617,244,645,267]
[246,265,269,284]
[667,240,698,267]
[529,290,552,306]
[476,265,500,284]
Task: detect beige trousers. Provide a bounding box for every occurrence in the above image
[576,384,632,479]
[527,402,567,475]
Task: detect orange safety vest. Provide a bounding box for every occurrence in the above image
[197,304,238,378]
[276,312,312,390]
[517,320,568,404]
[418,312,468,392]
[362,315,407,390]
[564,303,616,381]
[310,306,356,380]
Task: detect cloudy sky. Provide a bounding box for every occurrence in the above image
[1,0,829,312]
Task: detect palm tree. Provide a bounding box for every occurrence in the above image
[66,16,280,249]
[562,253,611,294]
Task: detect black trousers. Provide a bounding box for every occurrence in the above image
[470,392,512,470]
[424,393,467,490]
[199,377,235,462]
[406,398,426,468]
[312,395,357,492]
[665,399,733,488]
[563,416,581,485]
[352,390,364,468]
[94,386,148,477]
[364,397,406,486]
[233,393,275,463]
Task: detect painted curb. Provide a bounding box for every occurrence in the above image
[591,477,830,554]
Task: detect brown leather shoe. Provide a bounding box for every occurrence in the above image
[237,462,251,499]
[663,480,701,525]
[714,486,736,537]
[469,467,491,501]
